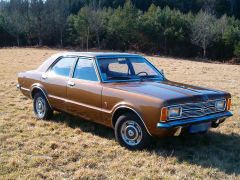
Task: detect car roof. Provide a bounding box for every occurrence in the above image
[56,51,141,58]
[37,52,142,72]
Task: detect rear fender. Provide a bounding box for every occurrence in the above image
[30,83,52,109]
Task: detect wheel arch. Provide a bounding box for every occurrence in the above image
[112,106,152,136]
[30,84,52,109]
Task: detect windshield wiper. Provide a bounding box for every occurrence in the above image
[139,75,160,79]
[108,76,133,80]
[138,75,161,81]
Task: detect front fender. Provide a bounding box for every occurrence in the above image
[111,102,152,136]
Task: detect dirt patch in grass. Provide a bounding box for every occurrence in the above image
[0,48,240,179]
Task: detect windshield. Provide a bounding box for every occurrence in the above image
[96,56,164,82]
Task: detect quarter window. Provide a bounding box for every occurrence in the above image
[50,57,76,77]
[73,58,98,81]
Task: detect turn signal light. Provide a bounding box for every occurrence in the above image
[226,98,231,111]
[160,107,168,122]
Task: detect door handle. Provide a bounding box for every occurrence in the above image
[42,73,47,80]
[67,81,75,86]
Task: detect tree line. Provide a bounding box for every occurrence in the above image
[0,0,240,61]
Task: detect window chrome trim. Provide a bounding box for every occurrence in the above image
[71,57,101,82]
[46,56,79,78]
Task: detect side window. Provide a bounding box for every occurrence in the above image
[50,57,76,77]
[73,58,98,81]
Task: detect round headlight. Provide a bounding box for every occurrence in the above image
[215,100,226,111]
[168,106,182,118]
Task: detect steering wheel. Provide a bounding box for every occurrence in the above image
[136,71,149,76]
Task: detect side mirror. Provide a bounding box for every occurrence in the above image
[160,69,164,76]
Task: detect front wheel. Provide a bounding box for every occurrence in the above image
[115,112,152,150]
[33,92,53,119]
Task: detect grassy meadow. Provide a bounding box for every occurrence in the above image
[0,48,240,179]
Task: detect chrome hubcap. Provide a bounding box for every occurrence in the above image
[121,120,142,146]
[35,97,45,117]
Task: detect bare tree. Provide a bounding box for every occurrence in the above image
[217,14,228,35]
[191,10,217,58]
[74,7,90,50]
[55,0,69,47]
[82,6,106,49]
[89,9,106,49]
[43,0,69,47]
[22,0,34,45]
[87,2,107,49]
[30,0,45,46]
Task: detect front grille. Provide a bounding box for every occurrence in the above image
[169,99,226,121]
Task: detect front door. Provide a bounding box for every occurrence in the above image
[66,57,103,122]
[42,56,77,111]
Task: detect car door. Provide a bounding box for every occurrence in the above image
[41,56,77,111]
[66,57,103,123]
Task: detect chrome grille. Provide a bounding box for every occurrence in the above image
[169,99,226,121]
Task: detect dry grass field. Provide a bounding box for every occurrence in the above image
[0,48,240,179]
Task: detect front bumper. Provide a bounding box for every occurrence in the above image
[157,111,233,129]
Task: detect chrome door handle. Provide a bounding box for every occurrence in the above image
[67,81,75,86]
[42,73,47,80]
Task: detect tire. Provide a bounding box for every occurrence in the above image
[115,112,152,150]
[33,92,53,119]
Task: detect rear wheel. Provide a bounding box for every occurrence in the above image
[33,92,53,119]
[115,112,152,150]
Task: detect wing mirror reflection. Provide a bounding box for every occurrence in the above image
[159,69,165,76]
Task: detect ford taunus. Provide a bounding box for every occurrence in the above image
[17,52,233,150]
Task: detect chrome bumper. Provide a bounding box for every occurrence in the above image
[16,83,20,89]
[157,111,233,128]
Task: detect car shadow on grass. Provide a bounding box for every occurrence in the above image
[50,112,115,140]
[50,112,240,175]
[153,132,240,175]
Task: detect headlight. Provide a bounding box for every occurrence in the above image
[215,100,226,111]
[168,106,182,118]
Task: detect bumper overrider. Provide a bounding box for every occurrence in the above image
[157,111,233,128]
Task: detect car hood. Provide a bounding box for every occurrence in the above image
[106,80,229,104]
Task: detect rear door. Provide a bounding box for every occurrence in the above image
[66,57,103,123]
[41,56,77,111]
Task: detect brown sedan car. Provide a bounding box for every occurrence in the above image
[17,52,233,150]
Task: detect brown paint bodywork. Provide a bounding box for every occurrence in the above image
[17,52,231,137]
